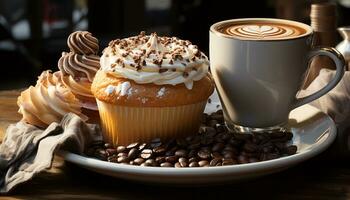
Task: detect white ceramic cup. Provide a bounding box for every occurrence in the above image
[209,18,345,133]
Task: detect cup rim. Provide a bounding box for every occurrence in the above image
[210,18,313,41]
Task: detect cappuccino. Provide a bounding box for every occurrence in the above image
[210,18,345,132]
[215,20,308,40]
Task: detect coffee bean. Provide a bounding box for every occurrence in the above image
[178,158,188,167]
[127,142,139,149]
[210,158,221,166]
[234,133,252,141]
[223,145,238,155]
[106,148,118,156]
[212,143,225,152]
[185,135,194,142]
[153,145,167,155]
[178,157,188,163]
[188,150,197,158]
[270,131,285,138]
[140,149,153,159]
[85,148,95,157]
[138,143,147,151]
[216,125,226,133]
[286,145,297,155]
[189,162,199,167]
[238,155,249,164]
[95,149,107,161]
[128,148,139,159]
[176,138,187,147]
[134,158,145,165]
[175,162,182,168]
[116,146,126,153]
[200,126,216,137]
[228,138,243,147]
[117,152,128,157]
[155,156,166,163]
[211,152,223,159]
[197,149,211,160]
[241,151,256,157]
[107,155,118,162]
[165,150,175,157]
[200,146,211,152]
[262,145,274,153]
[150,138,162,148]
[175,149,188,157]
[198,160,209,167]
[208,119,218,128]
[104,143,113,149]
[211,113,224,121]
[188,142,201,150]
[165,139,176,148]
[222,158,237,165]
[286,132,293,140]
[266,153,280,160]
[248,158,259,163]
[189,157,198,163]
[201,137,214,145]
[274,142,286,150]
[145,159,157,166]
[160,162,173,167]
[243,143,258,152]
[151,138,161,143]
[222,151,235,159]
[141,162,152,167]
[165,156,177,163]
[117,156,129,163]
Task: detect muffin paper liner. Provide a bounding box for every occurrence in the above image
[96,100,207,146]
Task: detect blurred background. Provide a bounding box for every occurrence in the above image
[0,0,349,90]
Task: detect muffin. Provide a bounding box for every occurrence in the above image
[58,31,101,123]
[18,70,87,128]
[92,32,214,146]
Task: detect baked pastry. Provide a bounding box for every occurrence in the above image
[58,31,100,123]
[18,71,87,128]
[92,32,214,146]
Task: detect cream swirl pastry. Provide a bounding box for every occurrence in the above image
[58,52,100,82]
[58,31,101,111]
[100,32,209,89]
[68,31,99,55]
[17,71,87,128]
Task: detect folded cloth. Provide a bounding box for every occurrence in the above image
[299,69,350,130]
[0,113,102,193]
[299,68,350,157]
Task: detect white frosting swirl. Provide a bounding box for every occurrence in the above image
[100,32,209,89]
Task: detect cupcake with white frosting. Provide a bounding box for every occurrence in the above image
[92,32,214,146]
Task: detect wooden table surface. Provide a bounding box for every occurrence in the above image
[0,90,350,200]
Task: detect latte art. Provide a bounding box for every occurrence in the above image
[218,22,307,40]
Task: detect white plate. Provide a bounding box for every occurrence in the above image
[58,104,336,184]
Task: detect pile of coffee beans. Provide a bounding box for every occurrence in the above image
[85,110,297,167]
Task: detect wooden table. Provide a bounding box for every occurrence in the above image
[1,90,350,200]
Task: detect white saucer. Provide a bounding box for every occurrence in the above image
[58,104,336,184]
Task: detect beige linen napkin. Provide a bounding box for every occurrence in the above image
[0,113,102,193]
[299,69,350,156]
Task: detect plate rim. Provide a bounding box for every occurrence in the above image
[58,105,337,176]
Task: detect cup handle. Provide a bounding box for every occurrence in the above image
[291,47,346,110]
